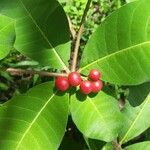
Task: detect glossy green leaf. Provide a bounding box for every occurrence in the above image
[70,91,123,142]
[125,141,150,150]
[0,14,15,60]
[0,0,70,70]
[80,0,150,85]
[0,82,69,149]
[119,93,150,144]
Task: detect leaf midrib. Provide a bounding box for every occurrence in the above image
[0,21,14,33]
[119,94,150,144]
[88,98,112,136]
[15,92,57,150]
[19,0,69,72]
[80,41,150,72]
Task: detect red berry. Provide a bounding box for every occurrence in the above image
[80,80,93,94]
[89,69,101,81]
[68,72,81,87]
[92,80,103,93]
[55,76,69,91]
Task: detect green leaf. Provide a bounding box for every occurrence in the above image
[145,128,150,140]
[84,136,105,150]
[0,0,70,70]
[128,82,150,106]
[14,60,39,67]
[80,0,150,85]
[0,82,69,149]
[70,91,123,142]
[126,0,137,3]
[102,143,113,150]
[102,84,117,99]
[0,14,15,60]
[119,93,150,144]
[0,82,9,90]
[125,141,150,150]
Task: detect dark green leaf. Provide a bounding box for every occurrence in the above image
[84,136,105,150]
[0,0,70,70]
[128,82,150,106]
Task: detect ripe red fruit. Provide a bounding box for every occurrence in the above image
[68,72,81,87]
[55,76,69,91]
[89,69,101,81]
[92,80,103,93]
[80,80,93,94]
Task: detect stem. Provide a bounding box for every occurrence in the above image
[112,140,122,150]
[6,68,68,77]
[67,16,76,40]
[71,0,92,72]
[118,86,126,110]
[71,24,84,71]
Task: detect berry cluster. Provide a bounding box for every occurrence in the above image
[55,69,103,95]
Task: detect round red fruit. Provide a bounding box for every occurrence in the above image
[89,69,101,81]
[55,76,69,91]
[68,72,81,87]
[80,80,93,94]
[92,80,103,93]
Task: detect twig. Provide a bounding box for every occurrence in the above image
[112,140,122,150]
[6,68,68,77]
[71,0,92,72]
[67,16,76,40]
